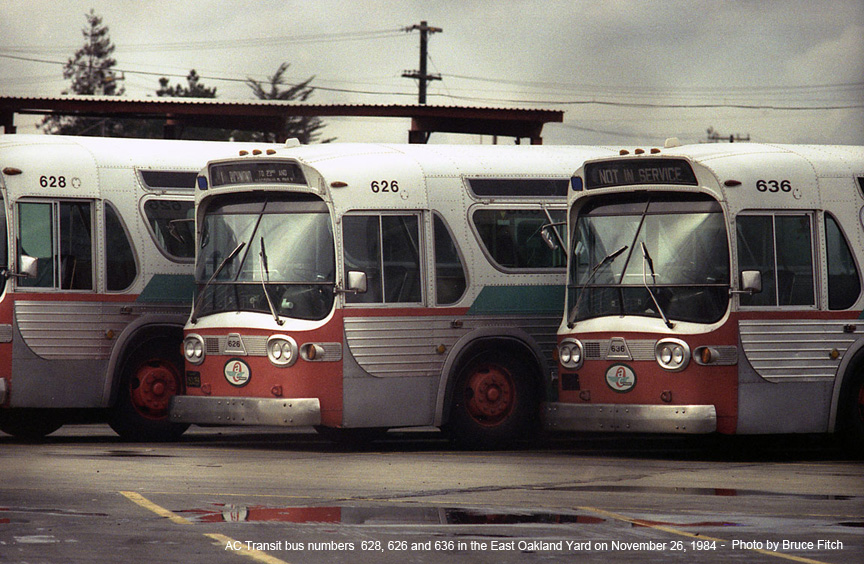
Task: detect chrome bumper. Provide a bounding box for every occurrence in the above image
[543,402,717,434]
[169,396,321,427]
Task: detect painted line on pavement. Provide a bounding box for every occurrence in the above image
[120,491,291,564]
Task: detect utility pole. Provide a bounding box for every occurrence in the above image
[402,21,442,104]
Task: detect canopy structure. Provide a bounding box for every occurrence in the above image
[0,95,563,144]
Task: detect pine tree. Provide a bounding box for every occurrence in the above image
[157,70,217,98]
[41,9,124,135]
[236,62,332,144]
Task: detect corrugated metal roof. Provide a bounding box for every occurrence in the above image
[0,95,563,142]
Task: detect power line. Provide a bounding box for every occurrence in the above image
[2,28,409,55]
[3,52,862,111]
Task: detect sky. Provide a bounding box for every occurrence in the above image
[1,0,863,146]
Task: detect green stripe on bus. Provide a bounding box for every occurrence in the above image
[467,285,564,315]
[136,274,195,303]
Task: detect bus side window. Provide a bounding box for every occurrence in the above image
[104,202,138,291]
[142,198,195,262]
[18,202,54,288]
[737,213,814,307]
[342,214,422,304]
[472,209,566,270]
[17,201,93,290]
[825,213,861,310]
[433,214,467,305]
[0,195,7,273]
[59,201,93,290]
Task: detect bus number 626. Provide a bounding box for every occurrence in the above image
[371,180,399,193]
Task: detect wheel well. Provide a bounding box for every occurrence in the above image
[836,348,864,433]
[440,337,543,426]
[109,324,184,405]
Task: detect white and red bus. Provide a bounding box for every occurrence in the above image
[546,142,864,452]
[172,142,617,448]
[0,134,269,440]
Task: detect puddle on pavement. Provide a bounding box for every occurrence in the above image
[178,504,606,526]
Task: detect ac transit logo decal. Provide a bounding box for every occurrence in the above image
[224,358,251,387]
[605,364,636,393]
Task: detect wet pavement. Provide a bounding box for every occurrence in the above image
[0,425,862,563]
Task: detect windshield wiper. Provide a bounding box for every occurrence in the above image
[259,238,284,326]
[190,241,246,324]
[640,242,673,329]
[567,245,628,328]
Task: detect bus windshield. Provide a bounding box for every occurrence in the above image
[568,192,729,325]
[195,193,335,321]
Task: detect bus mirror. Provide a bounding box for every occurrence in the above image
[740,270,762,294]
[347,271,367,293]
[345,271,367,294]
[541,225,559,251]
[14,255,38,279]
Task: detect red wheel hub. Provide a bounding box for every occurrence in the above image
[464,363,515,425]
[130,360,180,419]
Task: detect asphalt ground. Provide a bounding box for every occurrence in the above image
[1,425,862,563]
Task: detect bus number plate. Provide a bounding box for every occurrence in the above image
[225,333,247,355]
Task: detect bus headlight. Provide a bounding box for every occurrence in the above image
[183,334,205,365]
[655,338,690,372]
[559,339,584,370]
[267,335,298,367]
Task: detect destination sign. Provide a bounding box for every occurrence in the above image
[584,158,698,190]
[209,161,306,187]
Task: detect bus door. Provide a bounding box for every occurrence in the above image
[0,188,11,404]
[12,198,100,407]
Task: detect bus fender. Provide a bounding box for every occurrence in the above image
[433,326,549,428]
[103,313,187,406]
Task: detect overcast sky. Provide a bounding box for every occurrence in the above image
[2,0,863,146]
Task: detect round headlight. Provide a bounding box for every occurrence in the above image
[183,334,205,365]
[267,335,298,367]
[559,339,584,370]
[655,338,690,372]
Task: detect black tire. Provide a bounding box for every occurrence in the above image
[446,350,539,450]
[109,337,189,442]
[838,368,864,458]
[0,409,63,441]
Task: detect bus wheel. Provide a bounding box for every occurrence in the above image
[0,409,62,441]
[839,368,864,457]
[447,351,538,450]
[109,339,189,442]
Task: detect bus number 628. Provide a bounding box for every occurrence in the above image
[40,175,67,188]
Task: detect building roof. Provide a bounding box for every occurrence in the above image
[0,95,563,144]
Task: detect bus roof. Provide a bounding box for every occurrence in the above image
[237,142,622,179]
[0,134,266,172]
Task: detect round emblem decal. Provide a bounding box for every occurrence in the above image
[605,364,636,393]
[224,358,251,387]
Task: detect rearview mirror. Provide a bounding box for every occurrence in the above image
[346,271,367,294]
[16,255,38,279]
[739,270,762,295]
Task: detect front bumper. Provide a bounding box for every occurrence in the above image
[543,402,716,434]
[169,396,321,427]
